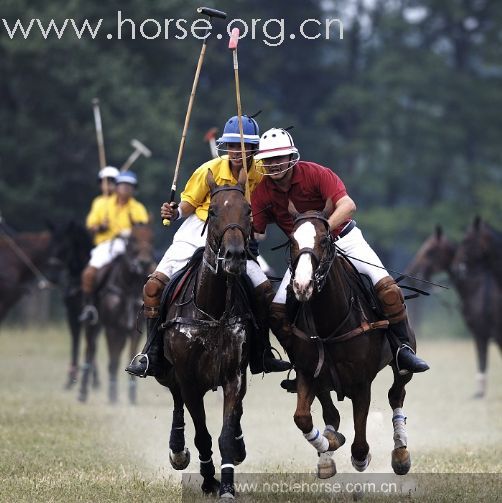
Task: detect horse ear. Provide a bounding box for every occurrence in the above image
[206,169,217,192]
[322,198,334,218]
[237,167,248,189]
[148,211,154,224]
[288,199,299,219]
[435,225,443,240]
[473,215,482,231]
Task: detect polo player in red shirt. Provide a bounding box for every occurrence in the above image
[251,128,429,390]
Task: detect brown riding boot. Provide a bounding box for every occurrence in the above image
[79,265,99,325]
[249,282,291,374]
[126,271,170,378]
[375,276,429,375]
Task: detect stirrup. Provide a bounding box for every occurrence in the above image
[396,344,414,376]
[79,305,98,326]
[125,352,149,378]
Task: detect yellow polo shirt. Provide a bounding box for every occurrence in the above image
[181,156,263,222]
[86,194,149,245]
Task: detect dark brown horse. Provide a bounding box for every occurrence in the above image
[157,169,253,498]
[406,222,502,398]
[286,201,414,476]
[45,221,93,388]
[0,228,52,323]
[79,224,155,403]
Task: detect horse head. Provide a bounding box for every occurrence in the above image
[288,199,335,302]
[406,225,457,280]
[205,168,251,276]
[123,223,155,277]
[45,220,92,284]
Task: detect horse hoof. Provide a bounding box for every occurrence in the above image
[472,391,485,400]
[201,476,220,495]
[317,451,336,479]
[323,427,346,452]
[351,453,371,472]
[77,392,87,403]
[219,482,235,500]
[392,447,411,475]
[219,494,235,501]
[169,448,190,470]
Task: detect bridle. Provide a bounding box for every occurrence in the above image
[290,212,336,293]
[203,185,251,275]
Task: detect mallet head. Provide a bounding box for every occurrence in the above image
[131,138,152,158]
[197,7,227,19]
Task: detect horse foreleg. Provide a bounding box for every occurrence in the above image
[182,388,219,495]
[78,324,99,403]
[168,379,190,470]
[127,330,141,405]
[218,373,246,499]
[473,335,489,399]
[106,327,126,404]
[388,364,413,475]
[316,390,346,479]
[64,294,81,389]
[351,383,371,472]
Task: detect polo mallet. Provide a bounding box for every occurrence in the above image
[92,98,106,170]
[204,127,219,158]
[228,28,247,172]
[163,6,227,226]
[121,139,152,171]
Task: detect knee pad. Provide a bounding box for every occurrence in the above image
[143,271,169,310]
[375,276,405,323]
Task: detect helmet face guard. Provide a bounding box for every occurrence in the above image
[257,152,300,177]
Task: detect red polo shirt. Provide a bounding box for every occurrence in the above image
[251,161,349,237]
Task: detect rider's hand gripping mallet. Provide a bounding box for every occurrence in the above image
[163,7,227,226]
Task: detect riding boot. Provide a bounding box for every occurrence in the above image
[125,272,170,378]
[79,265,99,325]
[269,302,297,392]
[249,282,291,374]
[375,276,430,375]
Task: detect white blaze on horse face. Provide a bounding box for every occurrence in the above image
[293,222,316,300]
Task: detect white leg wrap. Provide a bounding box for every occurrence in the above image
[304,427,329,453]
[392,407,408,449]
[475,372,487,395]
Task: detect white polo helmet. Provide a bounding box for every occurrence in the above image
[254,128,299,160]
[98,166,120,180]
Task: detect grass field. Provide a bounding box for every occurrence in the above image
[0,324,501,502]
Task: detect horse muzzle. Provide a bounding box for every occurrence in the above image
[293,278,314,302]
[222,244,247,276]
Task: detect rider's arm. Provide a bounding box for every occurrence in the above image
[327,195,356,232]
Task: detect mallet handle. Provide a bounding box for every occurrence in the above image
[92,98,106,170]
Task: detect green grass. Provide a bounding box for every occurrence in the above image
[0,325,501,501]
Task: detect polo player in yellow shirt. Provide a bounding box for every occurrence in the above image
[80,170,149,324]
[126,115,290,378]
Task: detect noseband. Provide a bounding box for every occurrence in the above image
[290,212,336,293]
[203,185,250,275]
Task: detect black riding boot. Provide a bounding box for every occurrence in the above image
[125,317,165,377]
[249,283,291,374]
[389,320,430,375]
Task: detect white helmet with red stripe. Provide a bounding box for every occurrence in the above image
[254,128,299,160]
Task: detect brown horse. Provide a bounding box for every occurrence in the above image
[406,222,502,398]
[45,220,93,388]
[79,224,155,403]
[157,169,253,498]
[0,229,52,323]
[286,201,414,476]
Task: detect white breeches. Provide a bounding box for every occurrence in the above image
[156,213,267,288]
[273,226,388,304]
[89,238,127,269]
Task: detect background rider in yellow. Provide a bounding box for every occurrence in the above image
[80,170,149,325]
